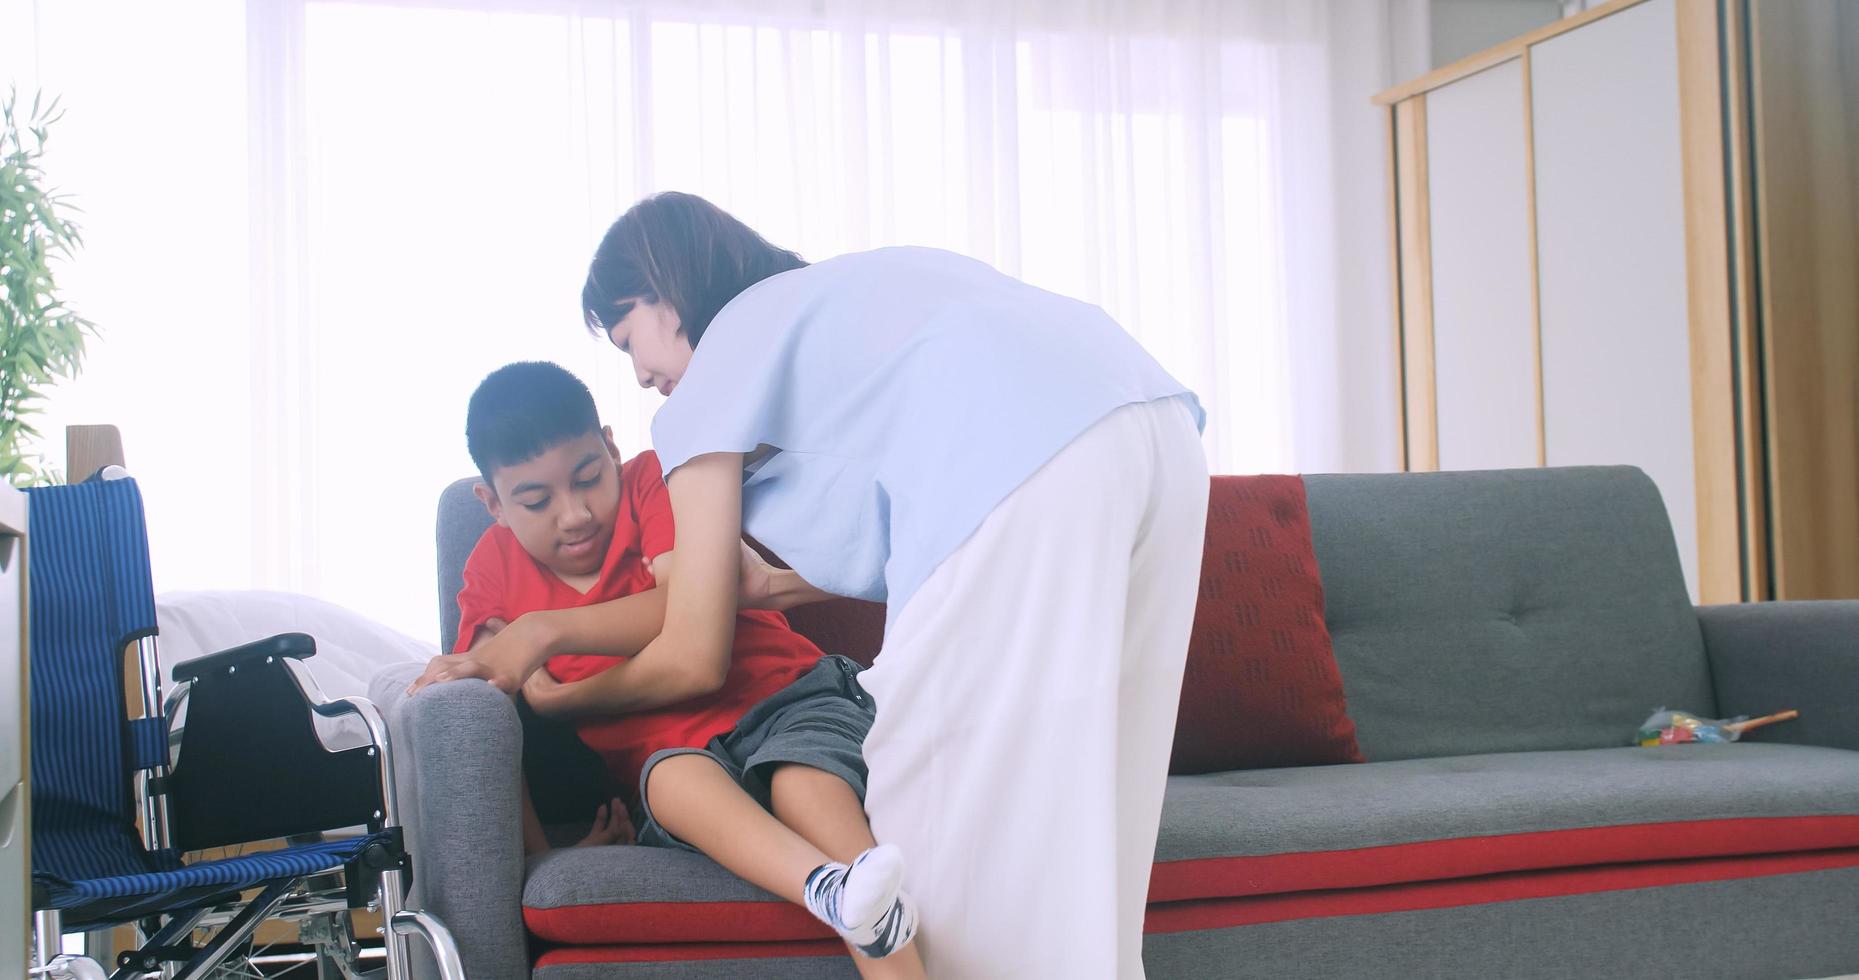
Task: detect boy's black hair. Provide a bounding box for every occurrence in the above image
[466,361,601,487]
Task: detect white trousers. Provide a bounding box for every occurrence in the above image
[857,397,1209,979]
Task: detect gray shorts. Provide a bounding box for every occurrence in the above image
[636,655,874,852]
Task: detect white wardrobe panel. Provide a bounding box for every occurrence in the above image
[1531,0,1699,598]
[1425,58,1540,472]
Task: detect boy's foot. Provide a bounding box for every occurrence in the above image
[803,844,920,958]
[573,799,635,847]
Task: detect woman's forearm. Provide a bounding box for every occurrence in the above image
[536,453,746,717]
[538,639,725,719]
[524,588,669,661]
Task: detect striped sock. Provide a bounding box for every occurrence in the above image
[802,844,919,959]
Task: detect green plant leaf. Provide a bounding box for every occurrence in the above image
[0,88,93,485]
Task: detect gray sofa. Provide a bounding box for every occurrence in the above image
[373,466,1859,978]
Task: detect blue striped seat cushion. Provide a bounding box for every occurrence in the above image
[39,832,388,910]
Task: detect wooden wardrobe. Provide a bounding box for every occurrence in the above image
[1380,0,1858,603]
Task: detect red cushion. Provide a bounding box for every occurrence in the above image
[534,939,847,967]
[526,901,833,946]
[1171,475,1362,774]
[781,599,885,668]
[780,476,1363,771]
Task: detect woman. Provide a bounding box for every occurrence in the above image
[437,192,1208,977]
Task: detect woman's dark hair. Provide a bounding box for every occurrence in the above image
[582,192,807,347]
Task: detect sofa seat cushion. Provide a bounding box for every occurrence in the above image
[1152,743,1859,903]
[528,744,1859,946]
[524,844,838,945]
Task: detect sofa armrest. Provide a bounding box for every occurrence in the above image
[1699,601,1859,752]
[370,663,529,980]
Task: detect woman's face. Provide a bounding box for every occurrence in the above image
[605,297,694,395]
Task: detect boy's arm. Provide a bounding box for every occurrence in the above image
[412,587,671,693]
[410,454,744,700]
[519,454,744,715]
[519,589,669,659]
[521,541,836,719]
[410,582,711,703]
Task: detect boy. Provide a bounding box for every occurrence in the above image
[433,362,921,972]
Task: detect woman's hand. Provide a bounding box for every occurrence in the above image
[734,542,783,609]
[408,613,556,695]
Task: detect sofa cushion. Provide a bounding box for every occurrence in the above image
[1151,743,1859,903]
[523,845,836,945]
[1303,466,1717,761]
[524,744,1859,946]
[1172,475,1361,773]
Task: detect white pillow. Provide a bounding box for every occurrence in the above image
[155,590,438,749]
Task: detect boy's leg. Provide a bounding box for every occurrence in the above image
[643,753,918,962]
[767,763,874,863]
[520,777,550,856]
[769,764,927,980]
[643,753,828,904]
[522,777,630,854]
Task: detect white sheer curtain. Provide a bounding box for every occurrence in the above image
[3,0,1425,639]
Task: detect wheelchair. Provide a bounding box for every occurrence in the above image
[25,474,465,979]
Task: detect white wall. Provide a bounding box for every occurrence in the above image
[1307,0,1432,475]
[0,3,39,91]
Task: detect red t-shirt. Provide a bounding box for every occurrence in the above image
[453,450,821,794]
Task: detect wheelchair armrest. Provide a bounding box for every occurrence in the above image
[309,693,400,819]
[164,637,386,851]
[172,631,317,683]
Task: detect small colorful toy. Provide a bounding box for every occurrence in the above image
[1635,707,1799,746]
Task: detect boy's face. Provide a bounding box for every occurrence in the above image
[476,427,625,578]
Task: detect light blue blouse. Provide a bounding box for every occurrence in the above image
[652,246,1203,622]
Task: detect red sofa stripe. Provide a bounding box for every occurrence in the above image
[527,900,836,945]
[1145,847,1859,934]
[536,939,846,967]
[1149,815,1859,903]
